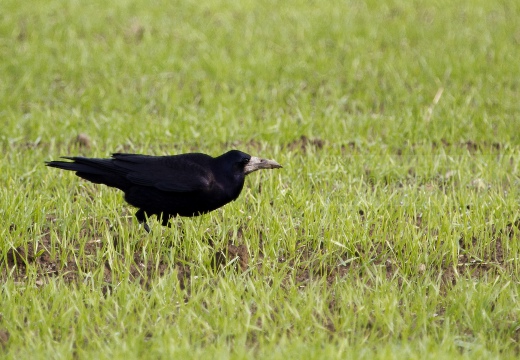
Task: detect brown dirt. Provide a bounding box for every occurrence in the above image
[18,134,506,157]
[285,135,325,152]
[75,133,91,149]
[0,194,515,347]
[0,328,9,348]
[213,242,250,272]
[2,217,190,290]
[1,216,513,289]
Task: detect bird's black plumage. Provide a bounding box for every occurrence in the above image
[46,150,282,231]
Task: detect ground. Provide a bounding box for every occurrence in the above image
[2,0,520,358]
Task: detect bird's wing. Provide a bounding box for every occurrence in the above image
[111,153,214,192]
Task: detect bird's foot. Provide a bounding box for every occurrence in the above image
[135,209,151,233]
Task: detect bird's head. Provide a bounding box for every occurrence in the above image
[220,150,282,176]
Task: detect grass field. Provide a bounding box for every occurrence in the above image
[2,0,520,358]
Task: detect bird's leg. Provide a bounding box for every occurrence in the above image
[161,215,185,242]
[135,209,151,233]
[161,215,171,228]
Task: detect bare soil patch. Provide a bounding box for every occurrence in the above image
[1,218,513,289]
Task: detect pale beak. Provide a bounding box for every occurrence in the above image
[244,156,283,175]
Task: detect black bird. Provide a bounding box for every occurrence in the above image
[46,150,282,232]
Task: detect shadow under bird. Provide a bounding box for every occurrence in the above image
[46,150,282,232]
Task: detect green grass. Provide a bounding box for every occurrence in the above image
[2,0,520,358]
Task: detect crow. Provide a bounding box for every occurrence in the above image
[46,150,282,232]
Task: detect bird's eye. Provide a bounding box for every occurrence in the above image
[241,158,250,165]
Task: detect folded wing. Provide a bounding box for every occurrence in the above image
[111,153,214,192]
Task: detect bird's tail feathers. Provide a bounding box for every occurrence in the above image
[46,157,129,189]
